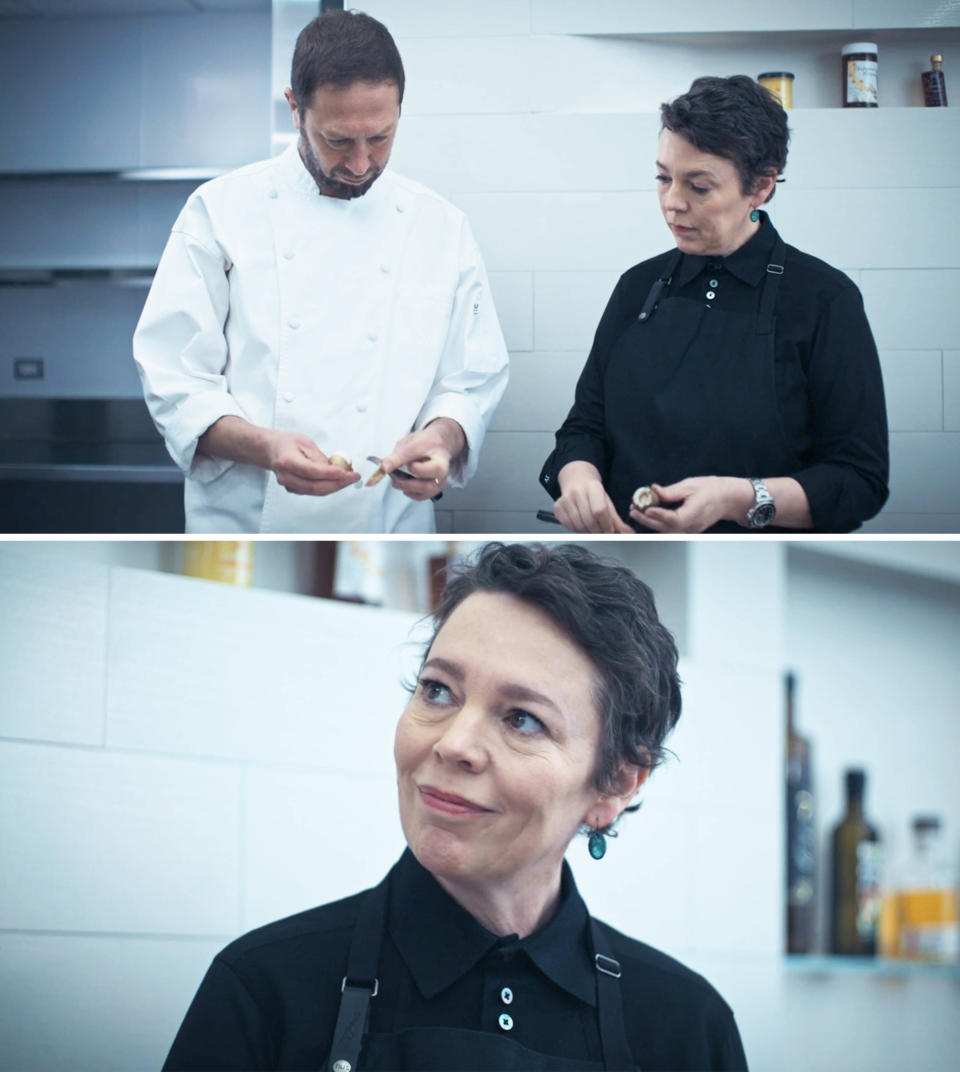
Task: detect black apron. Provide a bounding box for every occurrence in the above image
[604,238,801,532]
[324,872,638,1072]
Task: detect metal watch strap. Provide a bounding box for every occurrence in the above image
[746,477,775,529]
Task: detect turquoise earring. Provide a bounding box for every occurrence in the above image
[588,828,607,860]
[750,208,760,223]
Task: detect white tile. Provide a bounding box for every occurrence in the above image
[531,0,851,33]
[879,350,943,431]
[786,110,960,189]
[106,567,421,770]
[442,430,556,511]
[944,350,960,431]
[400,35,535,115]
[534,271,622,351]
[363,0,531,36]
[859,511,960,533]
[854,0,960,29]
[0,741,242,934]
[487,271,533,352]
[0,932,223,1072]
[772,189,960,270]
[861,271,960,349]
[452,192,660,271]
[885,432,960,513]
[449,510,561,533]
[0,550,107,746]
[391,113,657,196]
[140,12,270,168]
[244,768,406,932]
[489,351,585,432]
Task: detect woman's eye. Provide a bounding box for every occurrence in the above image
[655,174,669,184]
[690,184,710,195]
[419,678,453,705]
[506,710,546,736]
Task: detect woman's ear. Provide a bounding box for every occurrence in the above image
[589,764,651,829]
[753,171,778,205]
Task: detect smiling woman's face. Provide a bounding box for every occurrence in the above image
[394,592,613,891]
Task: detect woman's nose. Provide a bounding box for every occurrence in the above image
[662,183,686,214]
[433,709,488,770]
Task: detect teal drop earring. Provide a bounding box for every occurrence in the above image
[750,208,760,223]
[588,828,607,860]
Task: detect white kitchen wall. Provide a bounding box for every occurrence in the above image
[0,539,957,1071]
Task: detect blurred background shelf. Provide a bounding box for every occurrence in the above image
[786,955,960,978]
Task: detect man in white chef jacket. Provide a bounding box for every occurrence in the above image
[133,10,508,533]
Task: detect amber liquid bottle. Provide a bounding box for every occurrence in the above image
[785,673,815,953]
[922,55,948,107]
[831,769,882,955]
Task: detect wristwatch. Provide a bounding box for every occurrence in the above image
[745,478,776,529]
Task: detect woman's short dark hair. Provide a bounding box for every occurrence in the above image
[291,10,405,114]
[424,543,682,821]
[660,75,789,202]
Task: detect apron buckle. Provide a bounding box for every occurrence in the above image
[341,975,379,997]
[594,953,622,978]
[766,262,784,274]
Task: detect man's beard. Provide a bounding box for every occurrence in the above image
[297,133,382,200]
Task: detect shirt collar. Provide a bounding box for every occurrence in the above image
[673,210,778,287]
[388,849,597,1007]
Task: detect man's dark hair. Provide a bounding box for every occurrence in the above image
[424,543,682,823]
[290,10,405,114]
[660,75,789,201]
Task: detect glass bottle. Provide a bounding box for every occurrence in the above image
[895,817,959,962]
[830,768,882,955]
[785,672,815,953]
[922,55,948,107]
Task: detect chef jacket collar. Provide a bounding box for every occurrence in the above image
[673,210,778,288]
[388,848,597,1007]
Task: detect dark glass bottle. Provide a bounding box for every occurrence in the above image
[830,768,882,955]
[922,55,948,107]
[785,673,815,953]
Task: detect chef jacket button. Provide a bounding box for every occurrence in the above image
[268,188,278,199]
[709,278,719,287]
[705,290,716,300]
[355,400,368,413]
[500,987,513,1005]
[380,263,390,273]
[368,331,377,342]
[288,318,300,330]
[283,250,294,260]
[396,203,405,213]
[282,392,295,403]
[498,1013,513,1031]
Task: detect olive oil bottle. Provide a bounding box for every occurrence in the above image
[830,768,882,955]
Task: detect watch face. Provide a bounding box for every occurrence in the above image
[752,501,776,528]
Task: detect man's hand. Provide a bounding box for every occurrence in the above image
[554,461,633,534]
[379,419,466,502]
[629,476,752,533]
[267,431,361,496]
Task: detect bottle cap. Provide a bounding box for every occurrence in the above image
[932,55,943,63]
[758,72,795,80]
[841,42,878,56]
[845,768,866,796]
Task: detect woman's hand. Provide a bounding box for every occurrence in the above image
[555,462,634,534]
[630,476,753,533]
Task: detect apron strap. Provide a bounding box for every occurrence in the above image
[589,918,637,1072]
[326,876,390,1072]
[756,236,787,335]
[637,249,683,323]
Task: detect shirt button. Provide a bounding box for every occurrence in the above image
[705,290,716,300]
[498,1013,513,1032]
[355,400,368,413]
[380,263,390,274]
[500,987,513,1005]
[282,392,295,403]
[267,188,278,199]
[396,203,405,213]
[283,250,294,260]
[288,318,300,330]
[709,278,719,287]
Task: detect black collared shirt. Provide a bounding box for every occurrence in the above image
[163,850,747,1071]
[540,214,889,533]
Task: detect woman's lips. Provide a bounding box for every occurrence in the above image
[671,223,696,234]
[418,785,493,816]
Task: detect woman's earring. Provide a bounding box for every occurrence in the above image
[588,828,607,860]
[750,208,759,223]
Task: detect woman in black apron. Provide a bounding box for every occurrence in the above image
[540,76,888,534]
[162,544,748,1071]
